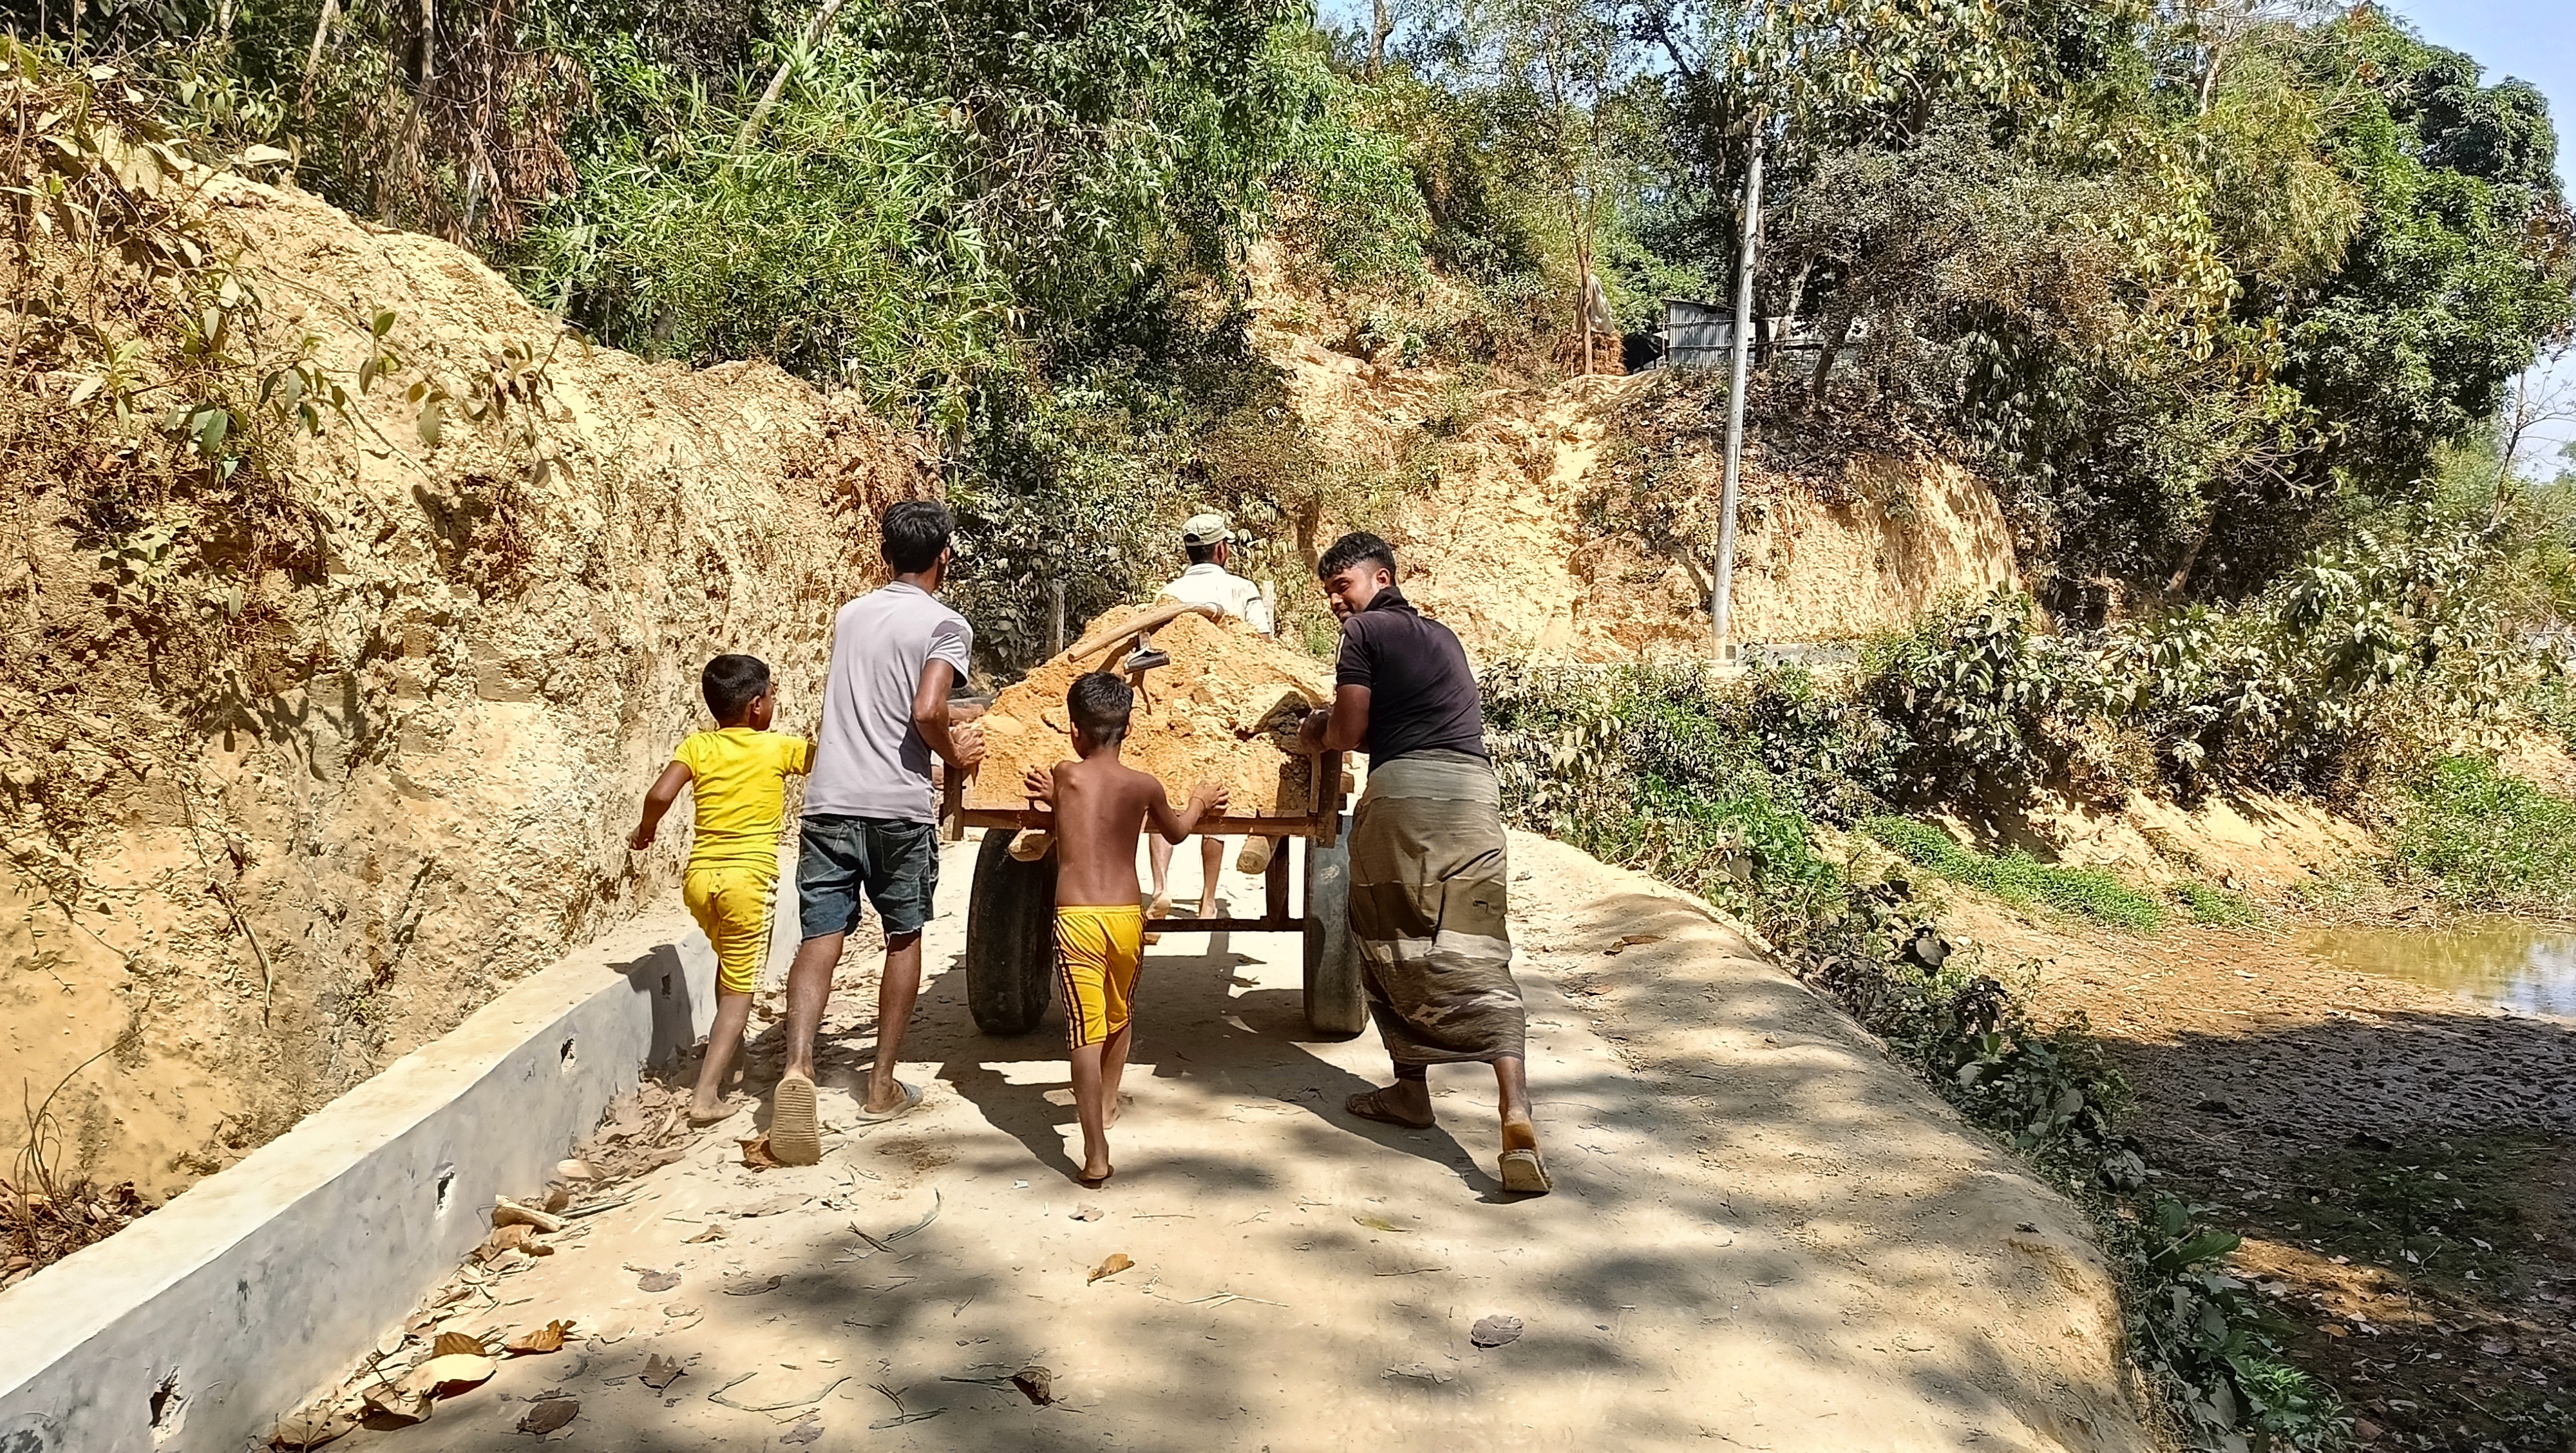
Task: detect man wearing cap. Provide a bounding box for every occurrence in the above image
[1149,513,1274,920]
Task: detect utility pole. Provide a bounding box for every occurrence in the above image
[1711,117,1764,663]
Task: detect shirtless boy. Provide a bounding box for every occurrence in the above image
[1023,672,1227,1187]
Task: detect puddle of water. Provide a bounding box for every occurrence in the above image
[2304,920,2576,1016]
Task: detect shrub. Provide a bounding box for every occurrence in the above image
[2387,755,2576,914]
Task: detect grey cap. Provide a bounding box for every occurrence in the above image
[1180,512,1233,547]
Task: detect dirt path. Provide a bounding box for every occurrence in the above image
[313,833,2150,1452]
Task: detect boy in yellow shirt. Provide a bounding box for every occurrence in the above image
[630,654,813,1125]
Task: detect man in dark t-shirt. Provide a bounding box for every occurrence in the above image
[1297,533,1549,1195]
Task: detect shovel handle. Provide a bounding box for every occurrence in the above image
[1065,600,1222,663]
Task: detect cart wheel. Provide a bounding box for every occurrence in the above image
[967,829,1056,1036]
[1302,822,1367,1039]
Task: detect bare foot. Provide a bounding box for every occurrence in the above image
[687,1099,732,1126]
[1078,1162,1114,1188]
[1105,1093,1129,1128]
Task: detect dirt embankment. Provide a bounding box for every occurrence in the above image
[3,153,927,1197]
[1251,294,2018,661]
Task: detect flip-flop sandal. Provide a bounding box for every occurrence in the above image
[1077,1166,1115,1190]
[1499,1147,1554,1195]
[1345,1088,1435,1130]
[770,1074,823,1166]
[855,1079,923,1123]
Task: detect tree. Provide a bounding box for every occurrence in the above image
[1417,0,1645,372]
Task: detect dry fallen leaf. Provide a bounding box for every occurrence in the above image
[483,1224,535,1259]
[1470,1314,1524,1348]
[636,1269,680,1293]
[406,1353,497,1397]
[541,1184,573,1213]
[361,1382,431,1425]
[504,1320,571,1355]
[270,1407,354,1448]
[723,1274,785,1296]
[1353,1214,1411,1233]
[740,1136,782,1170]
[1087,1253,1134,1284]
[1070,1204,1103,1222]
[432,1331,484,1357]
[1010,1365,1056,1406]
[517,1398,580,1434]
[554,1158,600,1181]
[685,1223,727,1244]
[779,1417,824,1445]
[639,1354,686,1391]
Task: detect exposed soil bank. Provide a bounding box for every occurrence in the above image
[3,166,925,1205]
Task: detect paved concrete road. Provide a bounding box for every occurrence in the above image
[336,832,2149,1452]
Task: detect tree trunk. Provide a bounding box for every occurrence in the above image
[2165,517,2214,596]
[1809,308,1853,402]
[737,0,853,152]
[299,0,339,105]
[419,0,436,88]
[1367,0,1391,81]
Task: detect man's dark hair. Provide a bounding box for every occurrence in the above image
[882,499,954,575]
[703,654,771,723]
[1067,671,1134,746]
[1317,531,1397,582]
[1184,540,1221,566]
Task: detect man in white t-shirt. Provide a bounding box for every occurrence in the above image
[1150,513,1272,920]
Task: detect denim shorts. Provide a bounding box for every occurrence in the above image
[796,815,940,940]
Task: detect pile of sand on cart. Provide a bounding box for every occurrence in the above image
[966,609,1334,817]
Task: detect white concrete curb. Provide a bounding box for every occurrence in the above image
[0,913,718,1452]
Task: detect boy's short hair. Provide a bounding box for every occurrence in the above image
[1067,671,1134,745]
[702,654,771,722]
[1184,540,1221,566]
[1317,531,1397,582]
[882,499,955,575]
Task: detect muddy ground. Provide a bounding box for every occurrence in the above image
[1971,903,2576,1452]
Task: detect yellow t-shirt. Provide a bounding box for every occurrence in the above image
[673,729,814,873]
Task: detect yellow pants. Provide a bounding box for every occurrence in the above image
[1055,905,1145,1049]
[684,864,777,997]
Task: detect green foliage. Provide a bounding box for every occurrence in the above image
[1482,661,1870,942]
[2387,755,2576,915]
[1864,818,2167,932]
[2175,881,2260,928]
[1862,591,2083,800]
[515,60,1006,428]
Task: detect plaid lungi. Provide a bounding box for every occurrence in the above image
[1347,749,1525,1065]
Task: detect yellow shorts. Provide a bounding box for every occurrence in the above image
[1055,905,1145,1049]
[684,864,777,998]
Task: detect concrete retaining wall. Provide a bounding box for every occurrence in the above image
[0,914,717,1452]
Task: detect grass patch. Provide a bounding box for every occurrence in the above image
[1864,817,2167,933]
[2388,755,2576,914]
[2175,880,2261,927]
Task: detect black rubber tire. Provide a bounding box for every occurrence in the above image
[965,829,1057,1036]
[1302,823,1368,1038]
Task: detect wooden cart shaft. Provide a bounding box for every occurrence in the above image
[942,752,1346,848]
